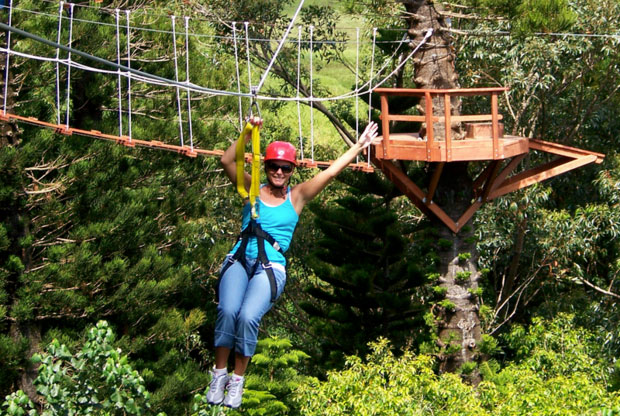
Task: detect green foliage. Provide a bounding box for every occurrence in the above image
[502,313,611,382]
[295,315,620,415]
[478,334,499,356]
[455,271,472,282]
[458,252,472,263]
[1,321,163,416]
[438,299,456,311]
[0,1,238,411]
[467,287,483,297]
[432,285,448,296]
[437,238,453,250]
[302,176,431,367]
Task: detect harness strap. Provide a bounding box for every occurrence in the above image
[235,121,261,218]
[217,219,283,303]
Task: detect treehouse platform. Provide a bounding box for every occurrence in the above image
[371,87,605,233]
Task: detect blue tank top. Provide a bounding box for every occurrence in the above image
[230,186,299,266]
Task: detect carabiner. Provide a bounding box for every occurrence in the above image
[249,99,261,120]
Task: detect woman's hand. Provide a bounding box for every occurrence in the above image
[358,121,380,149]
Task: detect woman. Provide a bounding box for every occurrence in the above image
[207,117,379,408]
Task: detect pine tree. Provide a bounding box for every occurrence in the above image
[301,173,431,367]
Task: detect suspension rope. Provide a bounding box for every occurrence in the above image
[0,21,427,103]
[368,28,377,124]
[367,28,377,167]
[64,3,75,131]
[125,10,133,142]
[171,15,185,147]
[115,9,124,138]
[2,0,12,116]
[184,16,194,151]
[232,22,243,130]
[309,25,314,162]
[355,27,360,164]
[0,23,255,97]
[244,22,252,93]
[54,1,63,125]
[296,25,304,160]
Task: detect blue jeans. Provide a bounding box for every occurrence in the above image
[214,257,286,357]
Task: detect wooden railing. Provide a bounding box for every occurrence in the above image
[375,87,509,161]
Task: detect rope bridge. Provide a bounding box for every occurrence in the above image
[0,1,431,172]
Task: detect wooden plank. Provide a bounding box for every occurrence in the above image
[444,94,452,161]
[455,201,482,232]
[472,160,500,193]
[425,91,434,161]
[387,114,503,123]
[374,87,509,96]
[444,114,504,122]
[374,158,457,232]
[480,161,504,201]
[491,92,499,159]
[498,157,569,189]
[529,138,605,163]
[386,114,429,122]
[380,94,391,158]
[490,154,527,193]
[489,155,597,199]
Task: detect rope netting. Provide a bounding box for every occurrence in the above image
[0,0,432,169]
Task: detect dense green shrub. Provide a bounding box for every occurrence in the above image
[294,315,620,416]
[1,321,163,416]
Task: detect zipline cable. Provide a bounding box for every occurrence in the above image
[0,22,255,99]
[254,0,305,94]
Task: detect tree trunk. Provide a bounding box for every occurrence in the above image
[403,0,481,380]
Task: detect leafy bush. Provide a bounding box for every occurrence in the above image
[294,315,620,415]
[1,321,163,416]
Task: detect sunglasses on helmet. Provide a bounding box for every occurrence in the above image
[265,161,294,173]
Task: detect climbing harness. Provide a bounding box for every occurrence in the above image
[235,100,262,219]
[217,218,284,303]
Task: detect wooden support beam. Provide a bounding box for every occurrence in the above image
[427,162,445,203]
[529,138,605,163]
[472,160,501,194]
[456,160,503,231]
[489,154,597,199]
[373,158,458,233]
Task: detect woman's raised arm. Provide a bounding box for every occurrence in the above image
[291,121,380,213]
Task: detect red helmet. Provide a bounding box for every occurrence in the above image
[265,141,297,165]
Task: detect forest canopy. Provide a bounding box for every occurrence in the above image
[1,0,620,415]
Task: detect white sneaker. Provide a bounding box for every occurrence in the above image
[223,376,245,409]
[206,370,229,405]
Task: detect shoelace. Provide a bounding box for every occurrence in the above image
[211,373,227,388]
[227,379,243,397]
